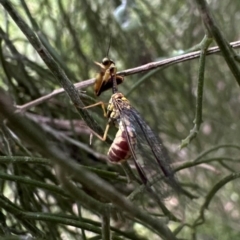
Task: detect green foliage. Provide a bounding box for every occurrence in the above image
[0,0,240,239]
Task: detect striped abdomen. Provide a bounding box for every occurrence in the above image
[108,127,136,163]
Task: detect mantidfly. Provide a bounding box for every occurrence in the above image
[84,64,184,202]
[85,38,196,205]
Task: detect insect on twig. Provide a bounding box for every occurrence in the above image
[84,56,187,202]
[93,37,124,96]
[94,58,124,96]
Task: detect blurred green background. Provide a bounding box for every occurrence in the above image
[0,0,240,239]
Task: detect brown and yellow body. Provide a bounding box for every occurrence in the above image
[94,58,124,96]
[106,93,136,163]
[108,128,132,163]
[83,91,182,199]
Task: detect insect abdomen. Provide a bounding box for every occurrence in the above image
[108,130,133,163]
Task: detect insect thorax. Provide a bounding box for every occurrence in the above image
[107,93,130,126]
[107,102,120,127]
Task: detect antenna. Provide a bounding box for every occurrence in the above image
[106,33,112,58]
[106,33,118,94]
[105,33,119,94]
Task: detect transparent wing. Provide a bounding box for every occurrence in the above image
[119,106,180,198]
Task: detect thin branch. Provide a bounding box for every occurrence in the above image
[195,0,240,86]
[0,193,104,236]
[15,40,240,113]
[25,113,92,136]
[0,155,127,182]
[55,166,108,215]
[76,204,87,240]
[0,194,45,237]
[27,113,109,162]
[0,190,139,240]
[194,173,240,227]
[15,80,94,113]
[0,171,69,197]
[118,40,240,77]
[0,156,50,164]
[20,0,78,81]
[101,207,111,240]
[0,0,106,141]
[174,157,240,173]
[180,35,212,148]
[193,144,240,162]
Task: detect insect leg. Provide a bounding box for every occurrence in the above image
[82,101,109,142]
[82,101,107,117]
[86,123,110,142]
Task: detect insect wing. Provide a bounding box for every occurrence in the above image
[119,106,179,198]
[99,75,124,96]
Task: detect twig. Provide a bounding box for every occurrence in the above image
[195,0,240,86]
[175,157,240,173]
[180,35,212,148]
[55,166,108,215]
[15,40,240,113]
[0,171,69,197]
[25,113,92,136]
[15,80,94,113]
[194,173,240,227]
[0,193,45,237]
[193,144,240,162]
[118,40,240,76]
[0,0,106,141]
[26,113,109,162]
[101,207,111,240]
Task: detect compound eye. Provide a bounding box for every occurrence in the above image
[102,58,110,65]
[102,58,114,66]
